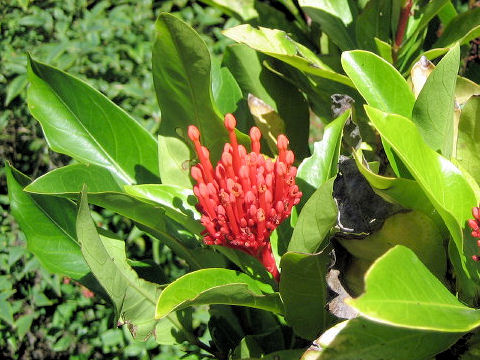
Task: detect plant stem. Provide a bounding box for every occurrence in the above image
[393,0,413,62]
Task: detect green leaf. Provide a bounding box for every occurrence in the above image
[434,8,480,48]
[15,314,35,339]
[374,38,393,64]
[355,0,392,52]
[26,164,125,193]
[212,246,275,287]
[5,162,90,280]
[223,25,353,87]
[403,48,450,75]
[297,110,349,200]
[455,76,480,105]
[339,211,447,280]
[0,293,14,326]
[27,56,159,185]
[200,0,257,20]
[211,64,244,116]
[22,168,216,272]
[438,1,457,26]
[289,178,337,253]
[76,189,161,340]
[348,246,480,332]
[155,268,284,319]
[365,105,478,297]
[298,0,356,51]
[5,73,28,106]
[299,0,353,25]
[303,318,461,360]
[353,150,444,230]
[153,13,248,187]
[412,44,459,157]
[402,0,449,47]
[456,96,480,185]
[124,184,202,234]
[280,252,330,340]
[223,44,310,159]
[341,51,415,118]
[24,164,203,239]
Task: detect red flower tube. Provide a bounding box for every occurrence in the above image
[468,205,480,261]
[188,114,302,281]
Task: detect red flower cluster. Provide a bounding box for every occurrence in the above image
[188,114,302,281]
[468,206,480,261]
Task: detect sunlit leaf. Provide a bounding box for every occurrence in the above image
[155,268,283,319]
[348,246,480,332]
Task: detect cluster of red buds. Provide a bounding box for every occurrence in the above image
[188,114,302,281]
[468,205,480,261]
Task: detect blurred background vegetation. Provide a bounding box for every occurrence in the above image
[0,0,235,358]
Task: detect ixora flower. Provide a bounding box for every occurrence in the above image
[468,205,480,261]
[188,114,302,281]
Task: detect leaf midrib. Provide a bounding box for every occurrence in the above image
[34,65,135,184]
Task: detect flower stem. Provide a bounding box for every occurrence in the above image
[260,243,280,282]
[393,0,413,62]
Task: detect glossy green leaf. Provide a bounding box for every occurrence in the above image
[261,59,359,125]
[154,315,184,345]
[76,190,161,339]
[374,38,393,64]
[139,224,224,271]
[434,8,480,48]
[303,318,461,360]
[5,162,89,280]
[156,134,190,188]
[280,252,330,340]
[365,106,478,294]
[348,246,480,332]
[403,48,450,75]
[353,150,444,230]
[297,110,349,200]
[412,44,459,157]
[299,0,353,25]
[403,0,449,46]
[223,25,353,87]
[299,0,355,51]
[456,96,480,185]
[255,2,311,42]
[355,0,392,52]
[438,1,457,26]
[27,56,159,185]
[289,178,337,253]
[153,13,248,187]
[339,211,447,279]
[23,164,211,269]
[212,246,275,287]
[26,163,125,193]
[200,0,257,20]
[211,64,244,116]
[155,268,283,319]
[455,76,480,105]
[24,164,202,234]
[124,184,202,234]
[223,44,310,159]
[341,51,415,118]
